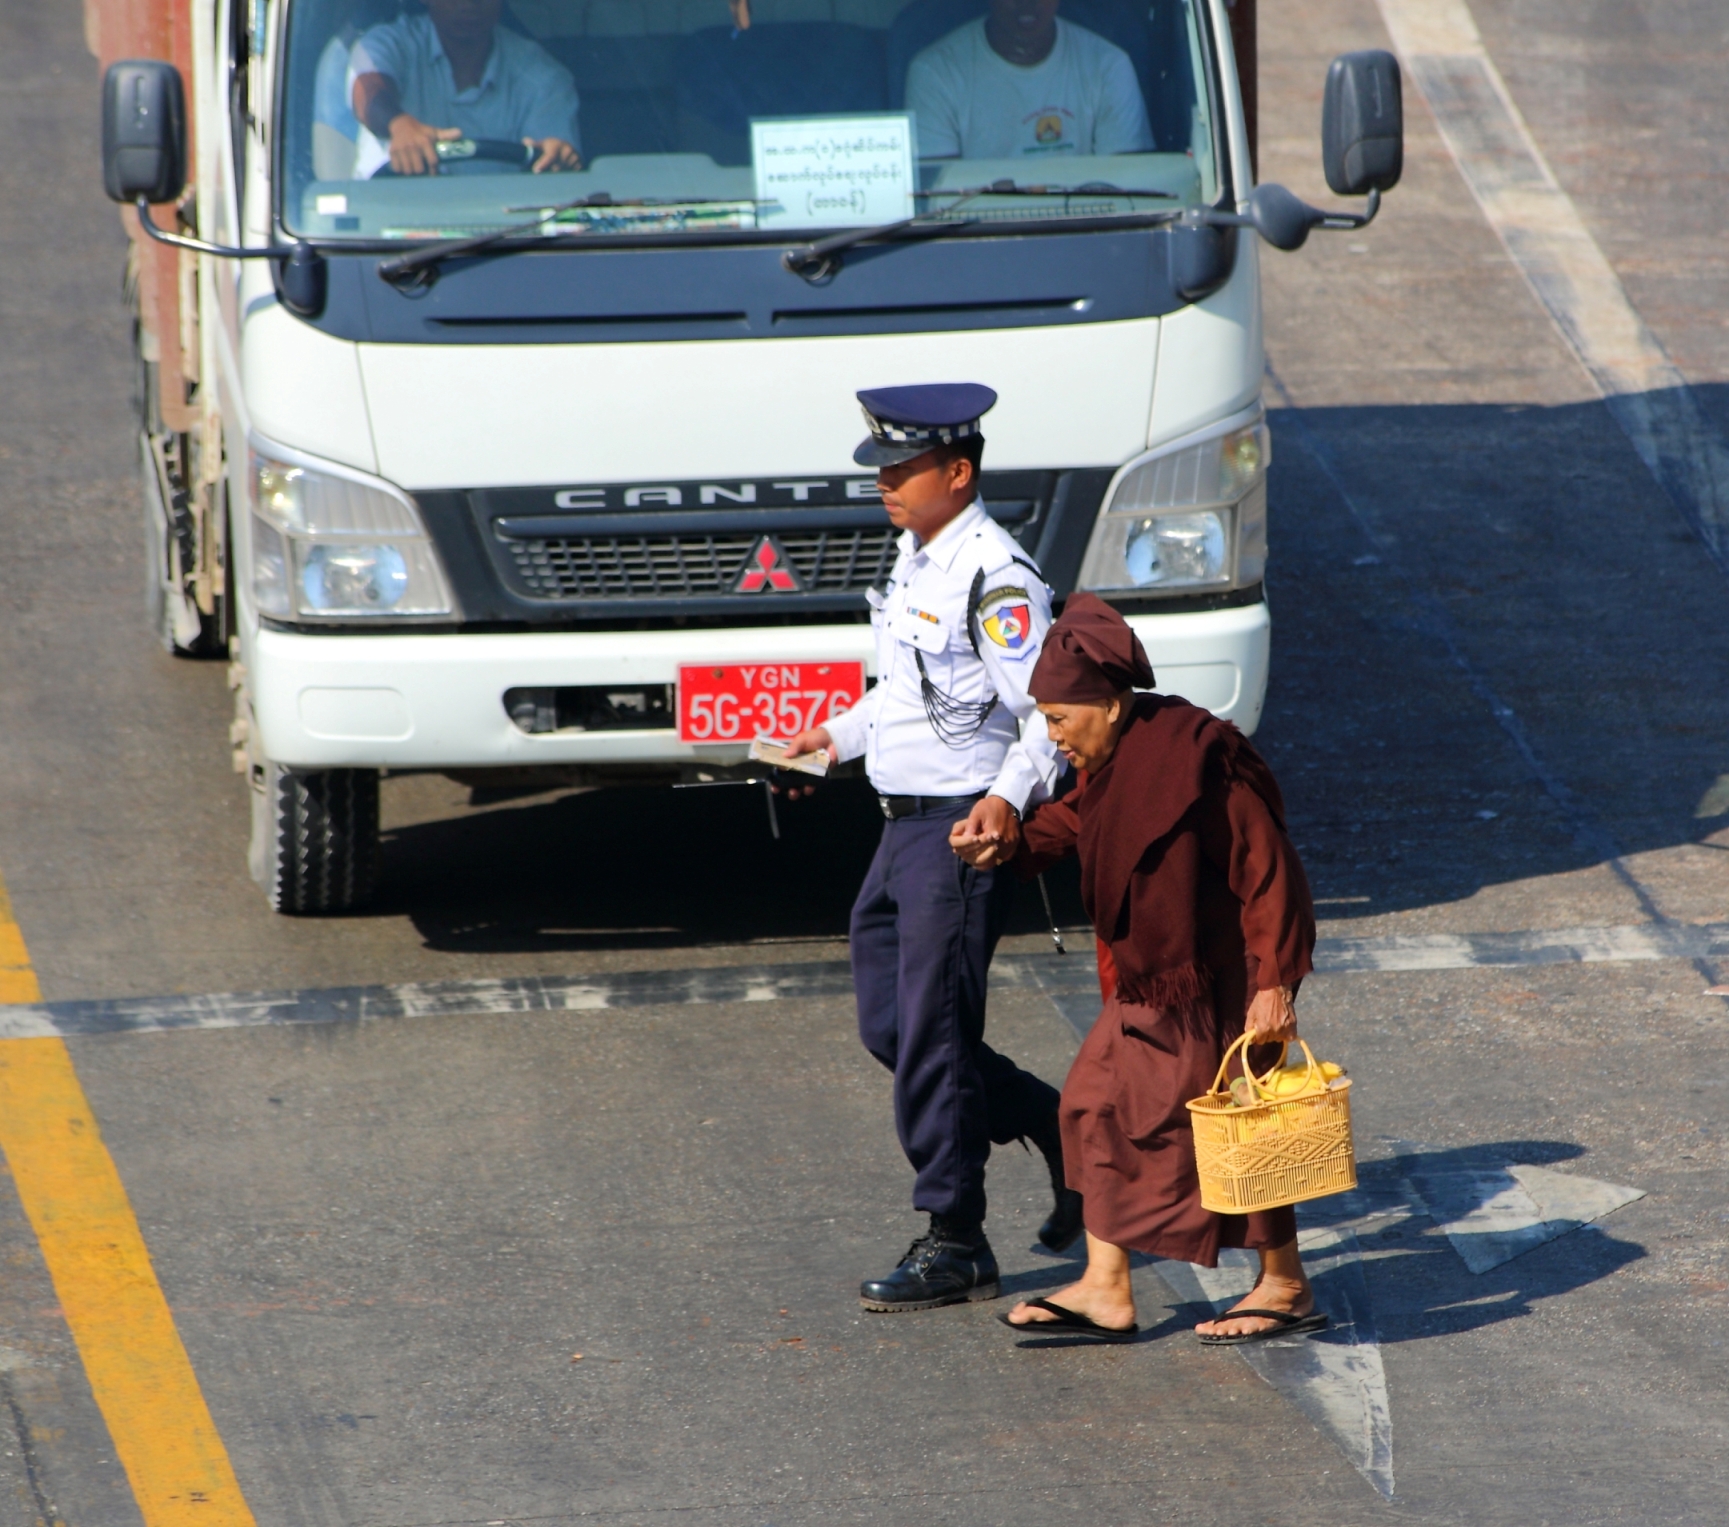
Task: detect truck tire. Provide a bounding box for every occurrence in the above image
[249,763,381,914]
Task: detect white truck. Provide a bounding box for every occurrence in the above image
[90,0,1401,912]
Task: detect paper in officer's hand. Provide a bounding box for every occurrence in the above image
[750,736,829,778]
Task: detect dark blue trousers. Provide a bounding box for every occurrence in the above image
[849,805,1061,1228]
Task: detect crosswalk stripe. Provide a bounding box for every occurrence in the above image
[0,918,1721,1042]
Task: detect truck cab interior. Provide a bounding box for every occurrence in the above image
[281,0,1217,237]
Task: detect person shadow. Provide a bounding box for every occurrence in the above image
[994,1139,1644,1348]
[1316,1141,1646,1345]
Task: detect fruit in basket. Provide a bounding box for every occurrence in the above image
[1264,1057,1345,1097]
[1224,1056,1346,1108]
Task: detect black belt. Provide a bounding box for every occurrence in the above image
[878,792,985,820]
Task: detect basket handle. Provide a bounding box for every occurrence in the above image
[1206,1033,1322,1104]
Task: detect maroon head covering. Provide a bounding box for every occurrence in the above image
[1030,592,1156,703]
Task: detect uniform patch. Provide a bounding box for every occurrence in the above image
[983,604,1031,650]
[975,584,1035,654]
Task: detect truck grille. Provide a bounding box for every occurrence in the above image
[501,528,899,600]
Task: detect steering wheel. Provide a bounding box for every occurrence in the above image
[370,137,535,178]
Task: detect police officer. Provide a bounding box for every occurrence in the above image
[786,383,1083,1311]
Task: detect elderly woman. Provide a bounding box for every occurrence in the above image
[951,595,1323,1344]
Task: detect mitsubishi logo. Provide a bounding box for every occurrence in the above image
[735,536,802,593]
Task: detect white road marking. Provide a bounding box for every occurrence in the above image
[1317,921,1701,974]
[3,919,1725,1041]
[1150,1159,1643,1499]
[1374,0,1729,565]
[1154,1231,1394,1499]
[1395,1143,1646,1274]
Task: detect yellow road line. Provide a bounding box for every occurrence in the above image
[0,873,39,1004]
[0,872,256,1527]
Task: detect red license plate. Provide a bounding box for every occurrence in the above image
[677,661,865,743]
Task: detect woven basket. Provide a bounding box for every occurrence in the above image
[1186,1036,1357,1215]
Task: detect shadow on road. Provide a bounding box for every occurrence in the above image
[348,388,1729,952]
[380,775,1088,952]
[1262,389,1729,921]
[1305,1143,1646,1342]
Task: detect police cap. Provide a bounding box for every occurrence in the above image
[854,383,998,467]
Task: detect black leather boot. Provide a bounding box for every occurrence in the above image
[1027,1114,1085,1252]
[859,1215,1000,1312]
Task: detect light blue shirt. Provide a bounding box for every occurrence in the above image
[315,33,359,141]
[348,13,579,175]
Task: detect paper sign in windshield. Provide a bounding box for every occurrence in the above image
[751,114,916,230]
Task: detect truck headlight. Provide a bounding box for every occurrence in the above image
[1078,416,1271,594]
[248,448,458,620]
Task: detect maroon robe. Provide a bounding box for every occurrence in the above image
[1020,695,1316,1265]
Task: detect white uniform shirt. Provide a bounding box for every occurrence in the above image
[825,500,1064,811]
[906,19,1153,161]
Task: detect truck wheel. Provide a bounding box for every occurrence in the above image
[248,763,381,914]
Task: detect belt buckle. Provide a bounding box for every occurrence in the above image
[878,794,896,820]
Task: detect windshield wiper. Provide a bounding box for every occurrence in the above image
[381,177,1181,292]
[377,193,753,292]
[378,193,606,292]
[500,194,759,214]
[781,189,990,283]
[941,179,1176,199]
[781,180,1176,283]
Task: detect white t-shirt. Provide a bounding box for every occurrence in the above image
[906,18,1153,161]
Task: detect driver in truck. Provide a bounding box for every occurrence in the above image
[906,0,1152,160]
[349,0,581,177]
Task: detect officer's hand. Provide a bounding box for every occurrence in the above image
[949,795,1020,869]
[527,136,581,173]
[388,116,459,176]
[784,726,833,760]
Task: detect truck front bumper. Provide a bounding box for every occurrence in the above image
[248,602,1270,770]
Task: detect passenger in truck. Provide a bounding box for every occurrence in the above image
[906,0,1152,160]
[348,0,581,176]
[312,0,398,180]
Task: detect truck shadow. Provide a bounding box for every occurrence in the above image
[381,386,1729,947]
[384,777,1086,952]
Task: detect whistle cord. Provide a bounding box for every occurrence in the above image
[914,650,999,748]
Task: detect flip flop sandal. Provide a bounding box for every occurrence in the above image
[1196,1307,1330,1346]
[998,1297,1139,1343]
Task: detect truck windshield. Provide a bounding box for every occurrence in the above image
[280,0,1223,243]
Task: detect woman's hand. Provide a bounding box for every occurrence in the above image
[949,796,1020,869]
[1244,985,1297,1043]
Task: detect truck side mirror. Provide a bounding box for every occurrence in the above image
[102,60,187,205]
[1323,50,1402,197]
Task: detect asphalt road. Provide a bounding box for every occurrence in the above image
[2,0,1728,1523]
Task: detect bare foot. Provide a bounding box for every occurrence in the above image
[1193,1274,1312,1339]
[1004,1278,1136,1332]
